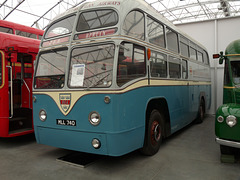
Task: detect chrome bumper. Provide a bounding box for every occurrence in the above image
[216,138,240,149]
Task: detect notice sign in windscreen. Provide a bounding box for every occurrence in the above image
[70,64,85,87]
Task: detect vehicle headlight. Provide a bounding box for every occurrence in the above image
[92,138,101,149]
[217,116,224,123]
[89,111,101,126]
[226,115,237,127]
[39,109,47,122]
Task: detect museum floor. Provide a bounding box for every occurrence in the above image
[0,115,239,180]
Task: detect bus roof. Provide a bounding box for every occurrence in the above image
[0,20,44,36]
[0,32,40,54]
[225,39,240,55]
[49,0,207,51]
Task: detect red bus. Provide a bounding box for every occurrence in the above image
[0,20,43,40]
[0,20,44,137]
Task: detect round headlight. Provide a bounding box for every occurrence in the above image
[92,138,101,149]
[217,116,224,123]
[226,115,237,127]
[39,109,47,122]
[89,112,101,126]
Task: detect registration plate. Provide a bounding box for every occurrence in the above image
[56,119,76,126]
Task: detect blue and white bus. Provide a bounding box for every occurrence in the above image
[33,0,211,156]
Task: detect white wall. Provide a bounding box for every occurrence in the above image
[176,16,240,114]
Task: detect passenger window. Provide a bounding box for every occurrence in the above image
[190,42,197,60]
[182,60,188,79]
[16,30,37,39]
[150,51,167,78]
[117,43,146,86]
[169,56,181,79]
[180,36,189,57]
[203,50,209,64]
[190,47,197,60]
[0,26,13,34]
[147,17,165,48]
[45,15,76,39]
[166,27,178,53]
[77,9,118,31]
[123,11,145,40]
[197,51,203,62]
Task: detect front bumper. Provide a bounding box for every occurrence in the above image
[216,137,240,149]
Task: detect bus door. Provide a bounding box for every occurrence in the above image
[8,52,33,134]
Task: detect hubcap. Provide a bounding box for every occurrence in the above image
[151,121,161,146]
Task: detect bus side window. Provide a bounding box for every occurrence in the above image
[203,50,209,65]
[180,35,189,57]
[0,26,13,34]
[122,11,145,40]
[166,27,178,53]
[182,59,188,79]
[117,43,146,86]
[224,60,230,86]
[150,51,167,78]
[147,16,165,48]
[169,56,181,79]
[189,42,197,60]
[16,30,37,39]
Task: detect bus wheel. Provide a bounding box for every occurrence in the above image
[195,99,205,124]
[141,109,164,156]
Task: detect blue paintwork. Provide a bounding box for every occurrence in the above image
[33,84,211,156]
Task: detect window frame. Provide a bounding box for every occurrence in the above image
[150,51,167,78]
[68,43,115,89]
[0,26,13,34]
[147,16,165,48]
[169,56,181,79]
[76,9,119,32]
[44,14,76,39]
[166,27,179,53]
[122,10,145,40]
[117,42,146,86]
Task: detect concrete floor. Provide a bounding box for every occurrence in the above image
[0,115,240,180]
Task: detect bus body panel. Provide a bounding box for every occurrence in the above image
[215,39,240,150]
[33,82,210,156]
[33,0,211,155]
[216,103,240,141]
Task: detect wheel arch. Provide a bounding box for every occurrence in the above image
[199,92,206,113]
[145,97,171,137]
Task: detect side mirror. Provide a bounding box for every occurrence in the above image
[213,51,224,64]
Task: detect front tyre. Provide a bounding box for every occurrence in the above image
[141,109,164,156]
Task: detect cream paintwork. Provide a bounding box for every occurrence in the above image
[33,79,210,116]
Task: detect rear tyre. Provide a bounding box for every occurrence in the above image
[195,99,205,124]
[141,109,164,156]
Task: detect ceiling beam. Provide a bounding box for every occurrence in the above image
[3,0,25,20]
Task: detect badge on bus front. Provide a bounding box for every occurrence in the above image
[59,93,71,112]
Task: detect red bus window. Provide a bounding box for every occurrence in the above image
[0,26,13,34]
